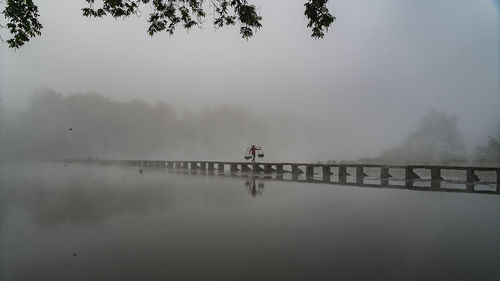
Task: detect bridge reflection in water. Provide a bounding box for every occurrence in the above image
[67,160,500,195]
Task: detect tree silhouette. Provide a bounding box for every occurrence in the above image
[475,124,500,163]
[380,110,466,164]
[1,0,335,49]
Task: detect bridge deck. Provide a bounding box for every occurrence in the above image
[60,158,500,195]
[88,159,500,171]
[63,159,500,190]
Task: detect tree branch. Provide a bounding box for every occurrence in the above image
[1,0,334,48]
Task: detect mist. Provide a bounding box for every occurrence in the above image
[1,1,500,280]
[1,0,499,162]
[1,89,499,164]
[1,89,311,161]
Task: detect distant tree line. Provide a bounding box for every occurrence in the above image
[2,92,498,165]
[325,110,500,166]
[475,131,500,163]
[0,89,295,161]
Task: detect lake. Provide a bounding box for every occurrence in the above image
[1,162,499,281]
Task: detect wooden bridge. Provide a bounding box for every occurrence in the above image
[66,159,500,194]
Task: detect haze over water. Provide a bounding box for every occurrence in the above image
[1,1,499,280]
[1,163,499,281]
[2,0,499,161]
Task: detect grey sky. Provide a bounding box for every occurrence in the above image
[1,0,499,160]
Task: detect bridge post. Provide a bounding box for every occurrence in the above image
[230,163,239,173]
[217,163,225,172]
[381,167,390,185]
[497,169,500,186]
[182,161,189,169]
[240,164,252,172]
[431,167,443,181]
[466,168,479,193]
[276,165,284,180]
[306,165,314,180]
[264,164,274,173]
[338,166,347,184]
[405,167,420,188]
[430,167,442,189]
[466,168,480,182]
[356,166,366,185]
[291,164,303,175]
[338,166,347,176]
[405,167,413,179]
[495,169,500,193]
[275,164,283,174]
[199,162,206,170]
[207,162,214,171]
[289,165,298,180]
[322,166,331,181]
[253,163,263,172]
[405,167,419,180]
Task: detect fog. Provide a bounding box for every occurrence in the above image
[1,163,499,281]
[1,3,499,280]
[1,89,305,161]
[1,0,499,162]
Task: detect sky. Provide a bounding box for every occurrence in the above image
[1,0,499,160]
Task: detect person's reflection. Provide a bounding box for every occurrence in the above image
[244,178,265,197]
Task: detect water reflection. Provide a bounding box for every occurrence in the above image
[0,163,175,229]
[163,166,499,195]
[244,178,265,197]
[1,163,500,281]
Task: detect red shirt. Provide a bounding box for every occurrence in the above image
[249,147,259,155]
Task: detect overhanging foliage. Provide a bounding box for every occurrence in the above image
[1,0,335,48]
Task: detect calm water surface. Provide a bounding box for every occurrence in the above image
[1,163,499,281]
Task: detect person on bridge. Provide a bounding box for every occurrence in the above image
[248,145,262,163]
